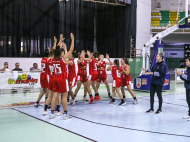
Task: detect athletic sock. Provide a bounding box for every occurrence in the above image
[67,99,69,102]
[123,95,126,99]
[36,101,39,104]
[108,93,110,96]
[44,105,48,111]
[74,95,76,97]
[45,97,48,100]
[56,105,60,112]
[133,97,137,100]
[64,110,67,114]
[95,93,99,96]
[89,94,92,97]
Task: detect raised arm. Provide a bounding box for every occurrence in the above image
[82,50,92,62]
[106,54,112,65]
[57,34,65,46]
[62,42,67,54]
[107,65,111,71]
[63,33,74,61]
[53,36,57,49]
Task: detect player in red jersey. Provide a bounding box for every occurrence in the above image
[49,33,74,120]
[43,49,55,115]
[82,50,100,104]
[43,36,66,115]
[73,51,88,103]
[43,36,63,115]
[120,58,138,104]
[66,52,78,105]
[34,49,50,107]
[96,54,112,99]
[107,59,126,106]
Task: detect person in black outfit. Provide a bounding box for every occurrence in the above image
[175,57,190,121]
[141,52,166,114]
[12,62,23,71]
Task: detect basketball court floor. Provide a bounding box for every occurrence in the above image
[0,81,190,142]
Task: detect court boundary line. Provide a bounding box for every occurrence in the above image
[69,114,190,138]
[13,98,190,138]
[12,108,97,142]
[3,93,189,139]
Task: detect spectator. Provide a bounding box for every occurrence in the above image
[1,62,11,71]
[30,63,40,71]
[12,63,23,71]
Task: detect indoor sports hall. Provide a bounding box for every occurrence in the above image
[0,0,190,142]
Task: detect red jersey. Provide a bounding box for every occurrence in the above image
[77,60,87,76]
[47,58,54,78]
[89,58,98,75]
[52,58,67,79]
[111,65,121,80]
[68,60,76,77]
[120,65,131,81]
[97,61,107,75]
[41,58,48,74]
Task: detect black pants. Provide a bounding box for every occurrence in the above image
[150,84,163,110]
[186,89,190,115]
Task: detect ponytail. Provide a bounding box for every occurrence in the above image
[114,59,120,70]
[123,57,130,66]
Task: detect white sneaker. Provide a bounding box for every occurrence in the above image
[63,114,72,120]
[34,103,40,107]
[49,113,56,119]
[70,98,76,105]
[42,110,48,115]
[133,100,138,105]
[55,111,62,116]
[73,97,76,105]
[183,116,190,119]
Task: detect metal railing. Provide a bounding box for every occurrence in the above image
[125,49,143,58]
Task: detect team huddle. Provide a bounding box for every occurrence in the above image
[34,33,138,120]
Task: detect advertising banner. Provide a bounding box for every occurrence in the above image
[0,72,41,90]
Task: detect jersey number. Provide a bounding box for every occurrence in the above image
[41,63,46,73]
[54,64,62,74]
[94,63,97,71]
[49,65,54,75]
[117,70,121,78]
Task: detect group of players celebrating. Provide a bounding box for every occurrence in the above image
[34,33,138,120]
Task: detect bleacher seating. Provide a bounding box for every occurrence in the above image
[151,10,190,27]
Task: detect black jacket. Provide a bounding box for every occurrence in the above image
[180,67,190,90]
[147,61,166,86]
